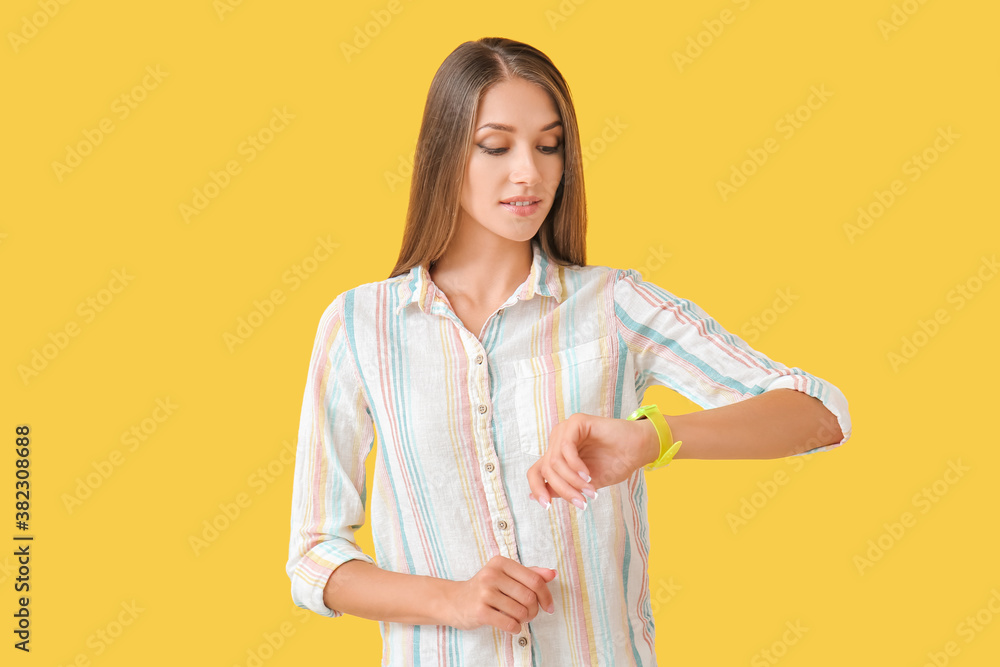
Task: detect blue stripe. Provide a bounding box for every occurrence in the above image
[632,273,783,372]
[388,288,453,585]
[615,303,760,396]
[621,493,643,666]
[343,290,419,578]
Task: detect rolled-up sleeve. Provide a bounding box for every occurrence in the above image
[286,292,376,617]
[613,269,851,454]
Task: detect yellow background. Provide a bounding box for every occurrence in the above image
[3,0,998,664]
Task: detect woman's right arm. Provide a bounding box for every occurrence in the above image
[288,294,555,633]
[325,557,556,633]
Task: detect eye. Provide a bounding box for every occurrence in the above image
[477,142,563,156]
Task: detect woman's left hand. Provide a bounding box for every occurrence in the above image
[525,413,659,509]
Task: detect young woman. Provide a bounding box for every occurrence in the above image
[286,37,851,666]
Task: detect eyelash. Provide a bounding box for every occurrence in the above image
[477,143,562,156]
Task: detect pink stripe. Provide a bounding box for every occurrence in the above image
[444,323,502,558]
[629,276,768,372]
[374,284,440,579]
[304,311,339,554]
[620,326,747,403]
[628,474,655,653]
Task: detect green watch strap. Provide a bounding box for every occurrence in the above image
[626,404,682,470]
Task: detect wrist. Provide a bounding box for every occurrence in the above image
[637,418,660,468]
[431,576,460,627]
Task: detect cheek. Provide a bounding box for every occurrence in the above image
[466,158,500,199]
[545,159,564,187]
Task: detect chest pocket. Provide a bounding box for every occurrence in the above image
[512,337,614,458]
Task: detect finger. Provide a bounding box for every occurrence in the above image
[504,562,555,614]
[499,580,539,621]
[550,454,595,499]
[540,458,589,508]
[480,605,524,635]
[547,423,595,496]
[525,460,552,508]
[559,435,591,486]
[486,586,532,624]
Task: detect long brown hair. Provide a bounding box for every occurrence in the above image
[387,37,587,279]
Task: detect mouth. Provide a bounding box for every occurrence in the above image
[499,197,541,216]
[499,197,542,205]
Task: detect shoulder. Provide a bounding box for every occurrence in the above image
[314,273,413,326]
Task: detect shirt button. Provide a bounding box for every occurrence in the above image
[478,404,488,414]
[518,637,528,647]
[475,354,484,365]
[484,462,495,473]
[497,519,508,531]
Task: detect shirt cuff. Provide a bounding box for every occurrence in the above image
[763,374,852,456]
[289,540,376,618]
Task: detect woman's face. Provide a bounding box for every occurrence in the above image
[459,77,564,244]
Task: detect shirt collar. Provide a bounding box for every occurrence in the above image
[395,237,565,315]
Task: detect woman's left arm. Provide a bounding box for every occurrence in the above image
[526,269,852,507]
[667,387,843,460]
[525,389,842,506]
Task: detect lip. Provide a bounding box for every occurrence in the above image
[499,196,541,204]
[500,199,541,216]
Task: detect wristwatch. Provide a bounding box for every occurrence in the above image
[626,404,683,471]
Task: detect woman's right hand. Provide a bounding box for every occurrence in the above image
[443,555,557,633]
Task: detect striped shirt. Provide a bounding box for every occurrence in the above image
[286,238,852,666]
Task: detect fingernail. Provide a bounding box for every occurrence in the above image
[546,605,555,614]
[578,471,591,483]
[542,499,551,510]
[572,497,586,510]
[582,487,597,500]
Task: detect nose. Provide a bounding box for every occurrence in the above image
[509,145,541,186]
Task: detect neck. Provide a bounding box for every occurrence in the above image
[429,229,533,307]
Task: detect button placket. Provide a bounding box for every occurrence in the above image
[462,333,519,562]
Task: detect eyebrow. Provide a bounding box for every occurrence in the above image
[476,120,563,133]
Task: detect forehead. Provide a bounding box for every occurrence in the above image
[475,78,560,130]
